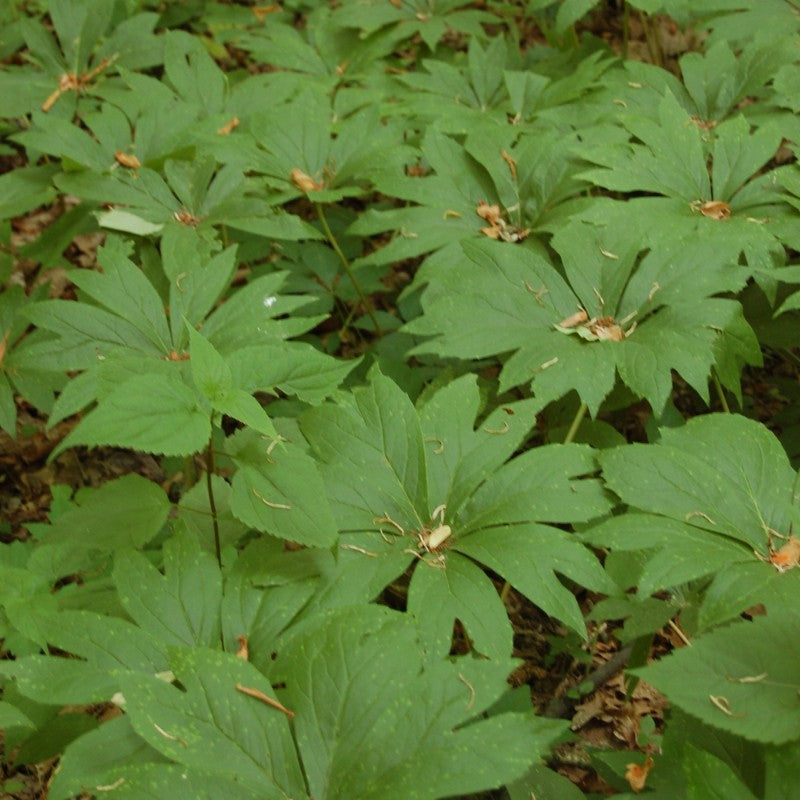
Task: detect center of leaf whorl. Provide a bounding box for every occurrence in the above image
[555,309,637,342]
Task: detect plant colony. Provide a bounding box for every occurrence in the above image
[1,0,799,797]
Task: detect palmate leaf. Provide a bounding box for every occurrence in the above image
[353,126,587,270]
[235,6,397,86]
[274,606,566,800]
[113,531,223,650]
[392,36,518,132]
[120,647,306,799]
[578,91,784,207]
[301,371,612,649]
[241,87,412,204]
[586,414,800,627]
[599,414,798,552]
[85,607,564,800]
[633,608,800,745]
[226,428,338,548]
[576,92,792,281]
[53,372,211,458]
[331,0,495,51]
[406,227,758,415]
[0,0,160,118]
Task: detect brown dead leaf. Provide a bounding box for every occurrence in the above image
[699,200,731,220]
[625,757,654,793]
[216,117,240,136]
[290,167,324,192]
[501,149,517,181]
[235,684,295,718]
[114,151,140,169]
[690,115,718,130]
[558,309,589,329]
[252,5,280,20]
[480,225,501,239]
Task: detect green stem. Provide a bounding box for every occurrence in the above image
[205,431,222,570]
[639,10,662,67]
[564,402,588,444]
[315,202,382,336]
[711,371,731,414]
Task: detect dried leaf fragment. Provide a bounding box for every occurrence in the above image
[252,5,280,20]
[625,757,654,793]
[501,149,517,181]
[290,167,324,192]
[709,694,744,717]
[216,117,240,135]
[235,683,295,718]
[699,200,731,220]
[236,635,249,660]
[558,309,589,329]
[115,151,140,169]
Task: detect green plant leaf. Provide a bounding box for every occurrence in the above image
[71,242,172,354]
[187,324,233,404]
[407,230,755,415]
[633,609,800,744]
[24,474,170,581]
[599,414,798,551]
[120,647,307,798]
[303,373,611,640]
[113,530,222,649]
[277,605,566,799]
[55,372,211,457]
[407,550,513,661]
[2,607,166,706]
[684,743,759,800]
[227,428,338,547]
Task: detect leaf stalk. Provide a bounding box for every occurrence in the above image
[315,202,382,336]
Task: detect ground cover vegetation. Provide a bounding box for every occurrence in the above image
[1,0,799,797]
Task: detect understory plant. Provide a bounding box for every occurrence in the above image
[2,1,800,798]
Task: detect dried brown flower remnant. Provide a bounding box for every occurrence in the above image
[115,151,140,169]
[42,56,116,112]
[290,167,324,192]
[476,200,502,225]
[555,311,636,341]
[588,316,625,342]
[625,757,654,793]
[475,200,529,243]
[692,200,731,220]
[173,209,202,227]
[755,533,800,572]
